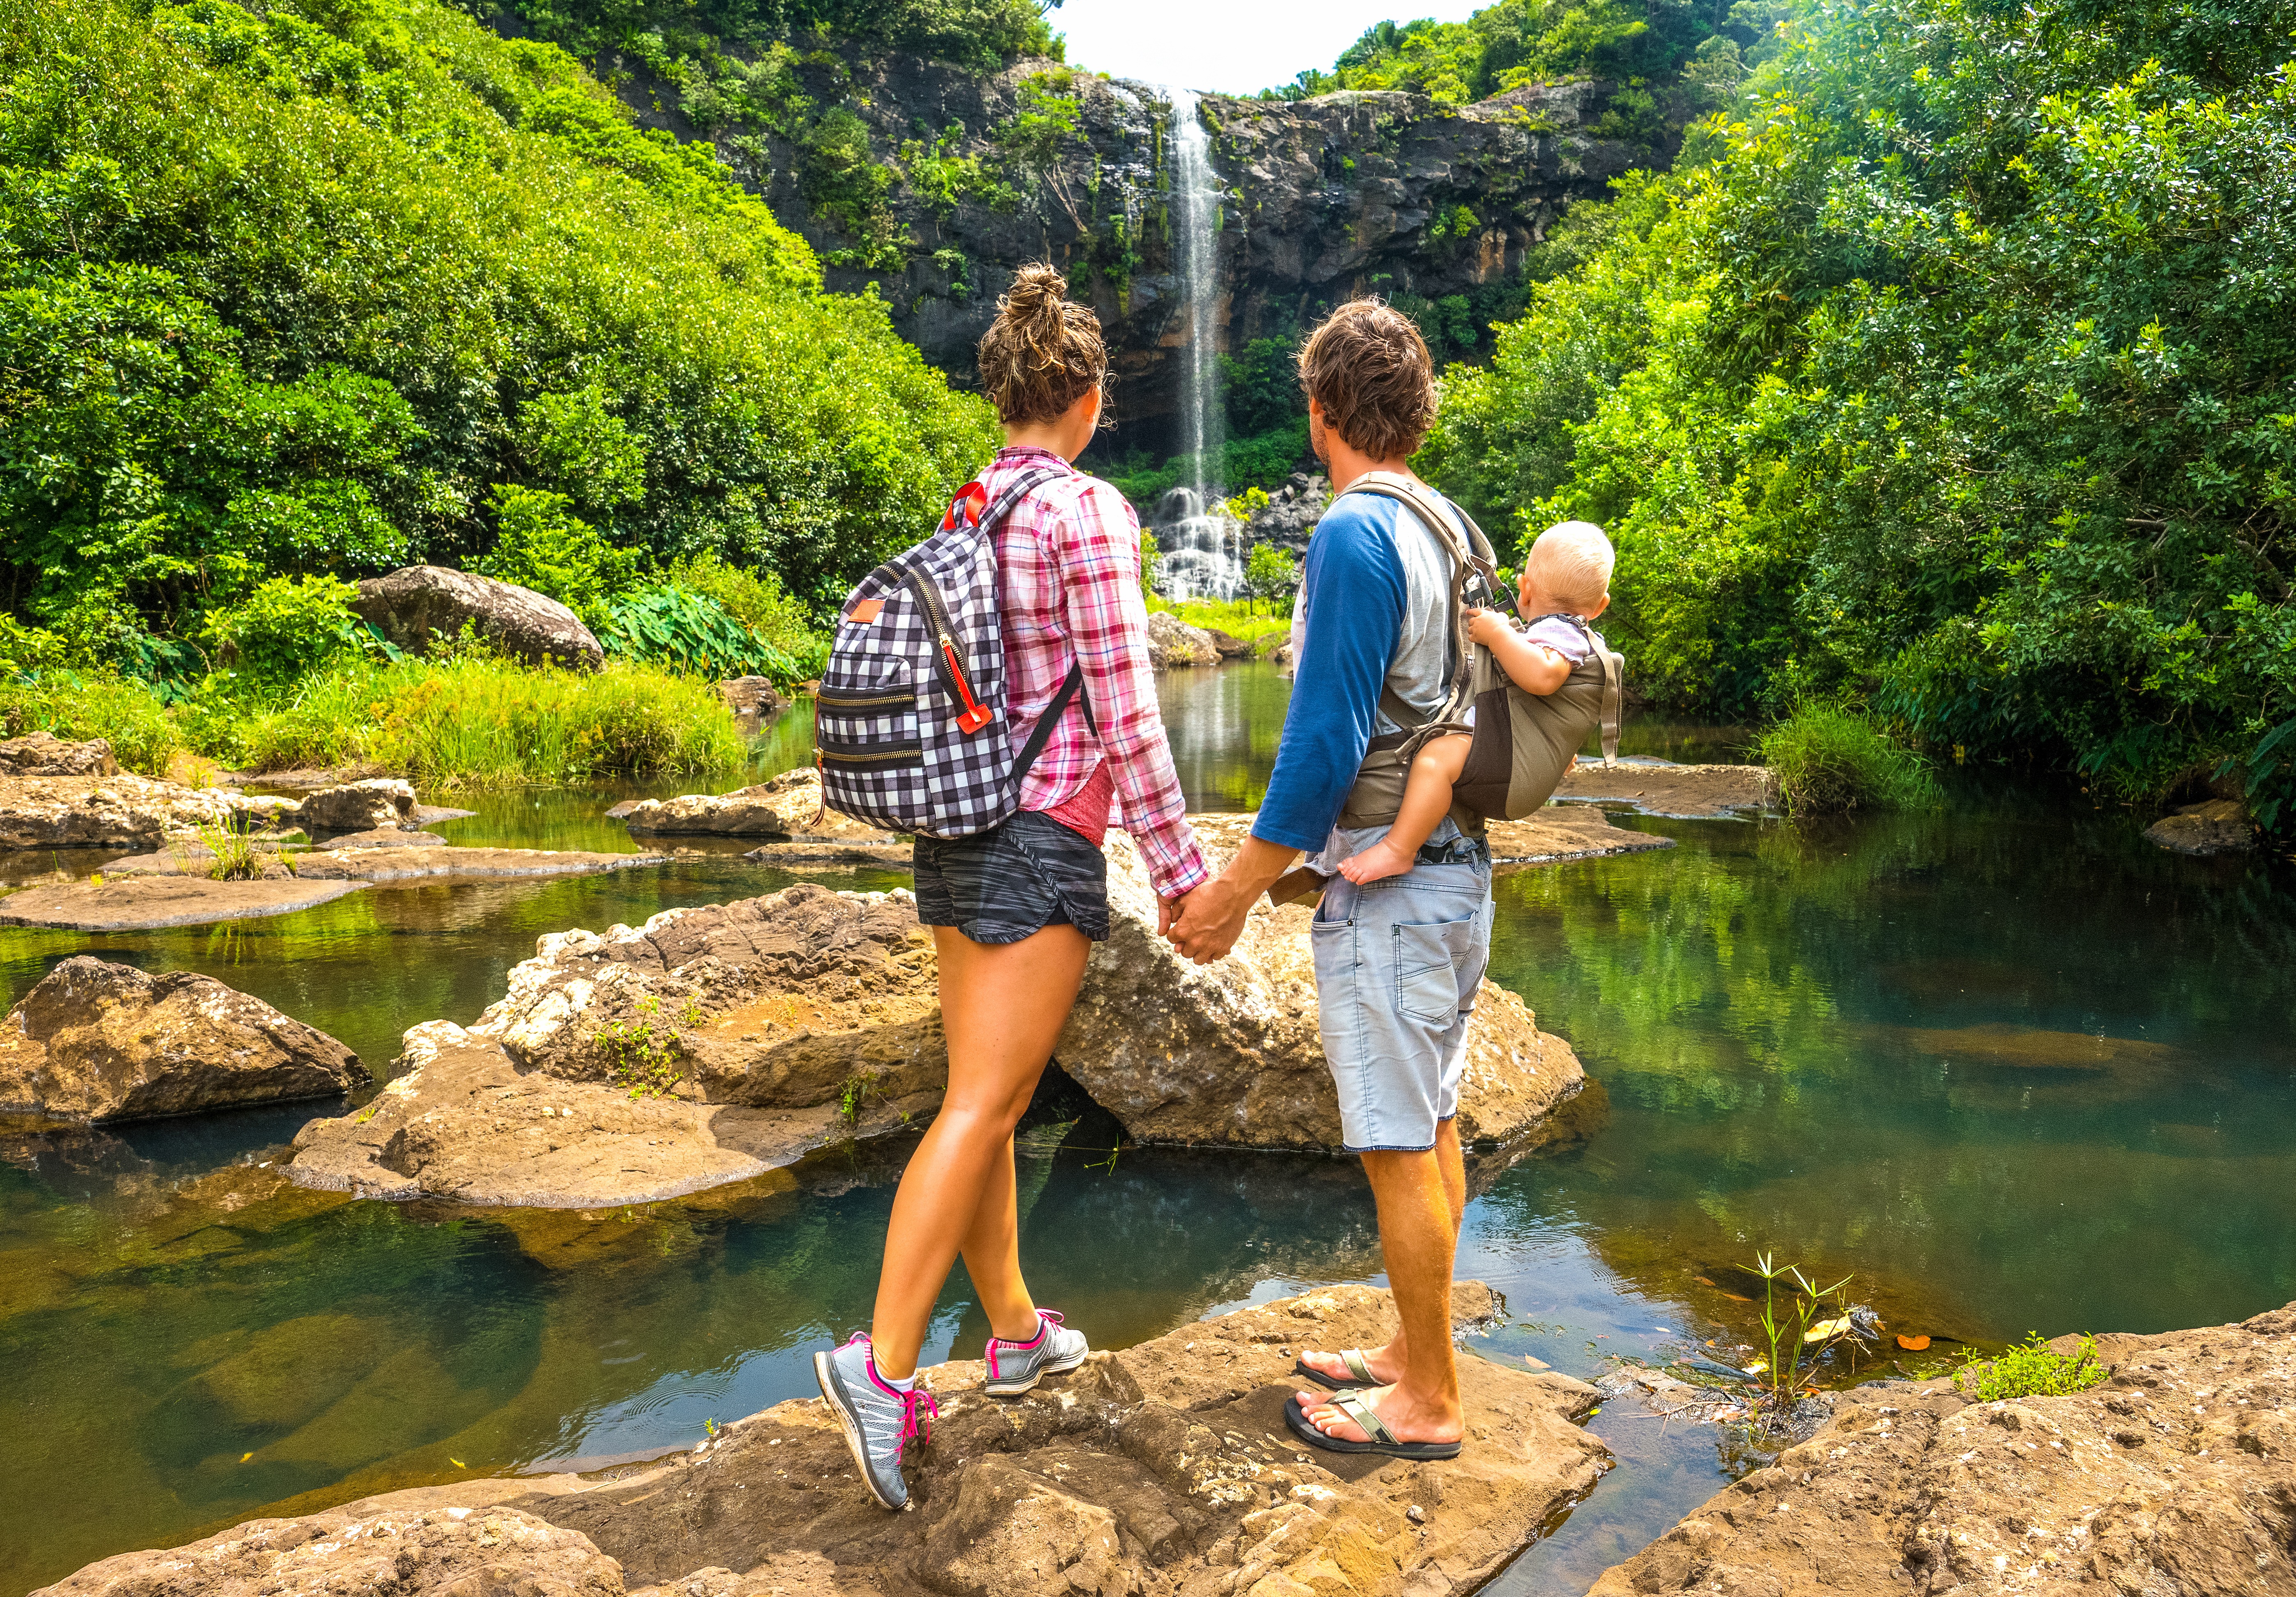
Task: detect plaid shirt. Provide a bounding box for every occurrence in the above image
[985,446,1207,899]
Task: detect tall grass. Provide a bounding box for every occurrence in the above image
[1757,701,1941,814]
[1146,597,1291,651]
[0,671,182,774]
[239,658,746,787]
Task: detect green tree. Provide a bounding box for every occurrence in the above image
[1243,543,1298,617]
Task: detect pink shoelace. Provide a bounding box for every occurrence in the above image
[852,1335,940,1460]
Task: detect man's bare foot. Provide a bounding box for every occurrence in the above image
[1293,1382,1464,1446]
[1339,839,1414,884]
[1296,1345,1404,1386]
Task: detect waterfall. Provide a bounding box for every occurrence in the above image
[1155,87,1243,603]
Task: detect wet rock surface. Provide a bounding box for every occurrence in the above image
[1553,760,1773,818]
[1589,1300,2296,1597]
[47,1284,1605,1597]
[0,957,367,1123]
[0,732,117,777]
[0,875,369,930]
[1485,806,1677,867]
[352,565,604,671]
[35,1502,624,1597]
[1062,829,1587,1150]
[2144,797,2255,856]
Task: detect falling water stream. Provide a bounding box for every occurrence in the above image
[1155,87,1244,601]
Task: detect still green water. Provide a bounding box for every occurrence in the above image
[2,663,2292,1594]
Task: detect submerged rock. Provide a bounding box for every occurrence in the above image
[1588,1299,2296,1597]
[0,732,116,777]
[41,1283,1606,1597]
[0,875,368,931]
[296,777,417,833]
[1145,609,1219,668]
[0,957,367,1123]
[351,565,604,671]
[37,1502,622,1597]
[2144,797,2254,856]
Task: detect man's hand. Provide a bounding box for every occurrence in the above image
[1168,836,1300,965]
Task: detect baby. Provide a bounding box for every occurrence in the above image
[1340,519,1615,885]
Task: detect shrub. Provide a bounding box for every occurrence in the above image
[0,671,181,774]
[476,488,638,632]
[200,575,366,685]
[1757,701,1940,816]
[601,584,809,685]
[1962,1333,2109,1402]
[236,658,744,786]
[665,554,826,665]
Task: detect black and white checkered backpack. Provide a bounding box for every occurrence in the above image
[814,466,1088,839]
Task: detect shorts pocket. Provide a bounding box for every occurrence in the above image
[1392,914,1476,1024]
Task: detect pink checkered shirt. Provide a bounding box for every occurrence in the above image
[983,446,1208,899]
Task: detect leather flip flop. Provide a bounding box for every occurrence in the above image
[1291,1347,1381,1391]
[1284,1390,1463,1461]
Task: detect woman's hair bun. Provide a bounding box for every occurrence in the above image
[978,262,1111,429]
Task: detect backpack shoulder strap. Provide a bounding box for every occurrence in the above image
[1337,473,1491,729]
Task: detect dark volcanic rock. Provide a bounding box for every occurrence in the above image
[351,566,603,671]
[0,957,366,1122]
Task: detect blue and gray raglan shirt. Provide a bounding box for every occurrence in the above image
[1251,487,1466,853]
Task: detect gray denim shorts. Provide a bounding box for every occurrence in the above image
[1308,820,1494,1154]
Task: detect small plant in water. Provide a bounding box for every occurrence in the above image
[1958,1332,2108,1401]
[192,809,264,881]
[1744,1252,1861,1427]
[596,995,686,1098]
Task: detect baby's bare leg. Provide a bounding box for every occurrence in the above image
[1340,735,1473,884]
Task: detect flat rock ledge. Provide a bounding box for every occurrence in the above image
[41,1283,1608,1597]
[1553,760,1773,818]
[0,875,369,931]
[1589,1298,2296,1597]
[0,770,300,850]
[1,956,367,1123]
[103,843,668,884]
[617,770,908,864]
[2144,797,2255,856]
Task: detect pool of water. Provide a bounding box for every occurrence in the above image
[3,663,2292,1593]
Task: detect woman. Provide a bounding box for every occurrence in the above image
[814,264,1207,1511]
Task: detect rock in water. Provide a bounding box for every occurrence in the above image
[716,674,789,734]
[34,1503,623,1597]
[1202,626,1254,660]
[1057,834,1586,1150]
[0,732,116,777]
[351,565,603,671]
[0,772,298,850]
[1588,1300,2296,1597]
[1145,609,1218,668]
[617,769,895,848]
[0,958,367,1123]
[2144,797,2255,855]
[40,1284,1606,1597]
[296,777,417,834]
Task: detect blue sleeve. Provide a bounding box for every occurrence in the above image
[1252,503,1404,852]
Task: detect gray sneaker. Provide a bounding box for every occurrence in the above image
[813,1334,936,1510]
[983,1309,1089,1396]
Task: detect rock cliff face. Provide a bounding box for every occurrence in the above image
[615,48,1678,448]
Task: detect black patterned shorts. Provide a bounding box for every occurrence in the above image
[913,810,1111,945]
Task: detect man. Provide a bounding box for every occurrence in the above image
[1168,298,1487,1460]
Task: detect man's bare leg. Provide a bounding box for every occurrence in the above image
[1338,735,1472,884]
[1297,1119,1465,1388]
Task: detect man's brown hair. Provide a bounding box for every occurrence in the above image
[977,263,1112,428]
[1296,298,1437,461]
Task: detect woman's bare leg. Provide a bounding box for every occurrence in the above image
[867,922,1091,1379]
[1340,734,1473,884]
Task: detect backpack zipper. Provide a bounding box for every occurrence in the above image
[905,568,993,734]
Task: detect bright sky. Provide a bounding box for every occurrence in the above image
[1048,0,1487,98]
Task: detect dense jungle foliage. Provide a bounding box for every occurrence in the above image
[1424,0,2296,821]
[0,0,996,689]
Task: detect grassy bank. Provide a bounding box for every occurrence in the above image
[3,658,749,788]
[1148,598,1293,653]
[1758,702,1940,815]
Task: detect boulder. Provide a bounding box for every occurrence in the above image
[1589,1299,2296,1597]
[716,675,790,734]
[0,876,369,931]
[0,957,367,1123]
[0,772,298,850]
[1058,833,1587,1150]
[618,769,897,850]
[1201,626,1254,660]
[34,1503,623,1597]
[296,777,417,833]
[0,732,115,777]
[351,565,603,671]
[1145,609,1218,668]
[2144,797,2254,856]
[45,1284,1607,1597]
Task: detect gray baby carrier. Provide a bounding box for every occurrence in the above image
[1335,472,1623,829]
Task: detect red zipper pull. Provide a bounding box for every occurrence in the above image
[944,641,993,733]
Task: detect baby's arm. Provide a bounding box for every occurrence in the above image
[1466,608,1571,696]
